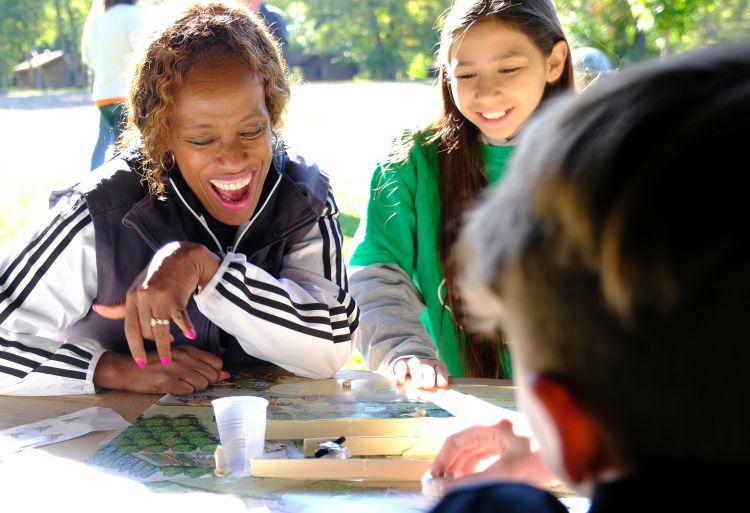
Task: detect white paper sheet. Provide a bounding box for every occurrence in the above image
[0,406,130,458]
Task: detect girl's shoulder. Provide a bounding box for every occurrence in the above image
[386,126,440,168]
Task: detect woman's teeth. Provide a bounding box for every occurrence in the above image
[482,110,506,120]
[209,177,251,191]
[209,176,251,203]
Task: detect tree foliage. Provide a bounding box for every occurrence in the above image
[275,0,453,79]
[0,0,47,89]
[0,0,90,90]
[557,0,750,66]
[275,0,749,78]
[1,0,748,88]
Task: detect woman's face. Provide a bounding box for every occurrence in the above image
[448,19,566,141]
[168,55,273,226]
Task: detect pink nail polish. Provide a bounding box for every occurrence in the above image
[187,328,197,340]
[135,358,146,369]
[169,335,175,344]
[161,356,170,367]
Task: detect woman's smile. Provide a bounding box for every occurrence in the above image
[208,172,257,212]
[169,54,273,226]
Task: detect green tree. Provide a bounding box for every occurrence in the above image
[275,0,451,79]
[558,0,750,66]
[52,0,88,87]
[0,0,47,89]
[0,0,90,90]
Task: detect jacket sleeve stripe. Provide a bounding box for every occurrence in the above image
[223,273,335,326]
[50,353,89,369]
[332,187,348,291]
[1,336,54,359]
[324,195,344,288]
[0,206,91,324]
[326,191,340,216]
[216,283,348,343]
[0,200,86,284]
[0,351,42,369]
[34,365,87,380]
[0,364,25,378]
[329,305,347,316]
[227,261,335,312]
[59,343,93,360]
[336,288,359,326]
[318,217,332,281]
[345,297,357,317]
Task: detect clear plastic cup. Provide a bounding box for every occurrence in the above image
[211,396,269,475]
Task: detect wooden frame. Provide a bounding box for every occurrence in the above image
[250,457,432,481]
[265,416,465,440]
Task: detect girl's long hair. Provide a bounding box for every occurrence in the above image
[431,0,574,377]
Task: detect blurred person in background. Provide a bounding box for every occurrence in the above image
[81,0,146,170]
[571,46,611,90]
[242,0,289,61]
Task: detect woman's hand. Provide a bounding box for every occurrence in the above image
[431,419,558,489]
[93,241,220,368]
[93,345,229,395]
[391,356,449,389]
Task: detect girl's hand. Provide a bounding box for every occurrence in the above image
[92,241,220,369]
[93,345,229,395]
[391,356,449,389]
[431,419,558,489]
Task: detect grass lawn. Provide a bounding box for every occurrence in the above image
[0,81,440,258]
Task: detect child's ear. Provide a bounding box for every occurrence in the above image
[530,374,611,485]
[545,41,569,84]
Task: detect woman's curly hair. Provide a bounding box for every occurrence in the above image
[121,1,289,194]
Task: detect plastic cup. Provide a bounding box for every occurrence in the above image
[211,396,269,475]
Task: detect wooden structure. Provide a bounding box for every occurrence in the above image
[289,53,358,81]
[13,50,74,89]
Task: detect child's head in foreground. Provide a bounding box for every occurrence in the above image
[458,43,750,492]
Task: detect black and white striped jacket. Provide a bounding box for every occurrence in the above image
[0,150,358,395]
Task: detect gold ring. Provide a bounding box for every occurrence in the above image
[150,317,170,327]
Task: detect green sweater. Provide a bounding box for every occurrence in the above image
[350,133,514,376]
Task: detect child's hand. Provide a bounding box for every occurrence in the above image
[431,419,558,488]
[391,356,449,389]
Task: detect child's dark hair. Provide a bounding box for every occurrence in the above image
[434,0,574,378]
[459,44,750,466]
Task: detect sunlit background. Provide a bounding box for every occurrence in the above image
[2,0,749,248]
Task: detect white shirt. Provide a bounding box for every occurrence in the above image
[81,4,146,101]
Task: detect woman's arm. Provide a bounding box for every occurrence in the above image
[194,188,358,378]
[2,195,228,396]
[0,195,104,395]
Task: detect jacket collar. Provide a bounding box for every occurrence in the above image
[122,150,323,256]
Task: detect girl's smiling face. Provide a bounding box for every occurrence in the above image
[169,54,273,226]
[448,19,567,141]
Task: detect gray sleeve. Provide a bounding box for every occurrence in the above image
[349,263,439,372]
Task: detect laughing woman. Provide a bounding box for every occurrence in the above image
[0,2,358,396]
